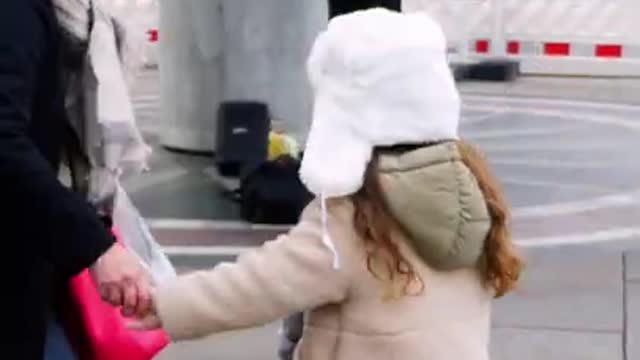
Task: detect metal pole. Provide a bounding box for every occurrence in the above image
[458,8,470,61]
[491,0,506,57]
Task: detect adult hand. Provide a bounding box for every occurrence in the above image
[126,288,162,331]
[90,243,153,317]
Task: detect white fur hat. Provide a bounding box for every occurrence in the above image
[300,8,460,199]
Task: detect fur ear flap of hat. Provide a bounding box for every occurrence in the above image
[300,8,460,200]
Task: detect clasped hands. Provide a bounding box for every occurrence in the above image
[90,243,163,330]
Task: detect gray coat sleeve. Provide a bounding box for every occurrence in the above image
[278,312,304,360]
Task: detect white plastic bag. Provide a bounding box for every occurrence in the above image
[112,184,176,284]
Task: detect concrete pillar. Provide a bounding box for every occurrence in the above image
[159,0,327,151]
[221,0,328,143]
[158,0,224,152]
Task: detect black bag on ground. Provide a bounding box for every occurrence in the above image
[215,101,270,177]
[239,156,313,225]
[465,59,520,82]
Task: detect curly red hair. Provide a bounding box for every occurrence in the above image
[351,140,523,299]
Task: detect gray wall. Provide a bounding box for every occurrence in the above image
[159,0,328,151]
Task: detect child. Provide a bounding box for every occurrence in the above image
[132,9,523,360]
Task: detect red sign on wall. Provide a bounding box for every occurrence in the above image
[148,29,159,43]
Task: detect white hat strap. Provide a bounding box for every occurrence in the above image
[321,194,341,270]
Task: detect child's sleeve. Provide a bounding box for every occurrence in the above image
[153,201,350,340]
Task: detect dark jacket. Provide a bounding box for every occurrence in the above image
[0,0,114,358]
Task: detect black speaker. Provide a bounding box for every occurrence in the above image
[215,101,271,177]
[329,0,401,18]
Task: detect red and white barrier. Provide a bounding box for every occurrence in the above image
[460,39,640,76]
[404,0,640,77]
[468,39,636,60]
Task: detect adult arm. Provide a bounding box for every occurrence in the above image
[0,0,113,276]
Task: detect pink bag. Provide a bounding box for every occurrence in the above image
[63,230,170,360]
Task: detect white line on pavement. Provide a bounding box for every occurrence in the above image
[501,177,612,193]
[161,226,640,256]
[202,167,240,191]
[164,246,252,256]
[150,187,634,230]
[137,124,161,135]
[123,168,190,194]
[461,110,506,125]
[516,227,640,248]
[148,218,291,232]
[513,191,638,219]
[131,95,159,104]
[462,94,640,113]
[464,126,575,140]
[491,157,611,169]
[464,104,640,131]
[480,142,620,153]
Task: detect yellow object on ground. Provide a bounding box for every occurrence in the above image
[268,131,300,160]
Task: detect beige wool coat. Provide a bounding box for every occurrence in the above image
[155,143,494,360]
